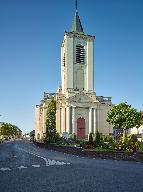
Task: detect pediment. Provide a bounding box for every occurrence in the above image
[68,92,98,104]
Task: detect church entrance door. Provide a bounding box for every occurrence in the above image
[77,117,85,139]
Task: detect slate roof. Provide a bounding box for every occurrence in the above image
[71,11,83,33]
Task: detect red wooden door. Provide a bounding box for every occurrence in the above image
[77,118,85,139]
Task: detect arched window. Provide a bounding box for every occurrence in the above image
[76,45,85,64]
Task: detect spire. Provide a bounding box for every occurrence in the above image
[71,0,84,33]
[75,0,78,12]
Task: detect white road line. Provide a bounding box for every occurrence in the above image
[49,159,56,165]
[16,147,70,167]
[32,165,40,168]
[0,168,11,171]
[18,166,27,169]
[55,161,65,165]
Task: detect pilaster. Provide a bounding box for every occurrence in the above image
[61,108,65,134]
[89,107,92,133]
[65,107,69,133]
[72,107,76,134]
[93,108,96,134]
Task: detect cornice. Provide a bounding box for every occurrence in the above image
[65,31,95,41]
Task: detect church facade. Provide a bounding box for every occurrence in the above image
[56,10,113,139]
[35,6,113,140]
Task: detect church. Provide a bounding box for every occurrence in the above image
[35,3,113,140]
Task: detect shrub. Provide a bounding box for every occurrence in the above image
[115,134,141,152]
[44,131,60,144]
[94,131,103,146]
[79,140,90,148]
[101,142,116,150]
[101,136,115,150]
[73,133,77,141]
[139,143,143,150]
[88,133,94,145]
[70,134,83,145]
[104,136,114,144]
[84,144,94,149]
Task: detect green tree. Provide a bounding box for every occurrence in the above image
[0,123,17,137]
[45,97,57,143]
[107,102,142,135]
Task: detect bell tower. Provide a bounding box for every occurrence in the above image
[61,1,95,95]
[56,1,112,138]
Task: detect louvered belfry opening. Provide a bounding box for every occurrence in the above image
[76,45,85,64]
[63,53,65,66]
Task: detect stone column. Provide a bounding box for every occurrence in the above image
[61,108,64,134]
[66,106,70,133]
[64,108,66,133]
[89,107,92,134]
[72,107,75,134]
[96,109,99,132]
[59,108,61,133]
[56,108,61,134]
[42,107,46,135]
[93,108,96,134]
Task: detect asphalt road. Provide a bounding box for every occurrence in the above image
[0,140,143,192]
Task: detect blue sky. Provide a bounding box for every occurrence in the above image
[0,0,143,133]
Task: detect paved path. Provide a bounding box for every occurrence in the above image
[0,140,143,192]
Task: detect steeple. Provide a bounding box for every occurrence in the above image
[71,0,84,33]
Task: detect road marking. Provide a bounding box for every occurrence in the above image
[0,168,11,171]
[48,159,56,165]
[46,159,68,166]
[18,166,27,169]
[16,147,71,167]
[0,160,71,172]
[55,161,65,165]
[32,165,40,168]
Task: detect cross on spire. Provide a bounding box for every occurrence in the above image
[71,0,83,33]
[75,0,78,12]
